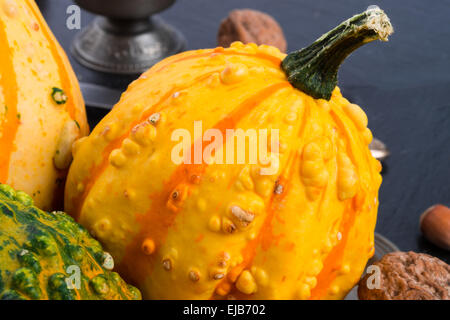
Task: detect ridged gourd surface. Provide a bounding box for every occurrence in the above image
[0,184,141,300]
[0,0,88,210]
[65,42,383,299]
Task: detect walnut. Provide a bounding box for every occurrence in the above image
[358,251,450,300]
[217,9,287,53]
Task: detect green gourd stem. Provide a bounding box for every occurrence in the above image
[281,6,393,100]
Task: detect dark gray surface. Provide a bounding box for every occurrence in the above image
[38,0,450,262]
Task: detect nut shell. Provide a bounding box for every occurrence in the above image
[218,9,287,52]
[358,251,450,300]
[420,204,450,251]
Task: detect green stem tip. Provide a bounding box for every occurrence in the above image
[281,6,393,100]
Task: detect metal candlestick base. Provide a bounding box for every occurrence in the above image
[71,0,185,75]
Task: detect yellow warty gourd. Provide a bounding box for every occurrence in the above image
[65,7,392,299]
[0,0,89,210]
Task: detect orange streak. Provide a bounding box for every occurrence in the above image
[0,19,19,183]
[195,234,204,243]
[211,98,310,299]
[117,82,291,286]
[212,151,299,300]
[27,1,77,120]
[309,201,355,299]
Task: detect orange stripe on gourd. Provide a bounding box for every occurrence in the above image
[310,201,356,299]
[212,152,297,298]
[0,19,19,183]
[212,97,310,299]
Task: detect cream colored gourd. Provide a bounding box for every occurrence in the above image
[0,0,89,210]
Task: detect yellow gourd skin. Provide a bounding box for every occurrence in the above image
[65,42,382,300]
[0,0,89,210]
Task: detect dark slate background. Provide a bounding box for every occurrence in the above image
[37,0,450,262]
